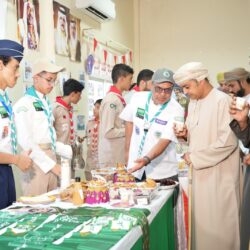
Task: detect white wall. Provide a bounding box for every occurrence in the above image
[134,0,250,85]
[4,0,134,197]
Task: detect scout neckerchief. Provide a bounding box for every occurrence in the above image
[26,86,56,151]
[90,118,99,160]
[137,92,169,157]
[0,91,17,154]
[108,85,126,107]
[133,85,140,92]
[56,96,75,145]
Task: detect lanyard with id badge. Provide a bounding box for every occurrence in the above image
[0,106,9,140]
[137,92,169,157]
[0,92,17,154]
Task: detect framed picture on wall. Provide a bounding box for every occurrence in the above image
[53,1,70,57]
[69,15,81,62]
[16,0,40,50]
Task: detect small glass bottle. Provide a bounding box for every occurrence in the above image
[72,177,84,206]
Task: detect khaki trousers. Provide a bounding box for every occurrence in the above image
[21,149,58,196]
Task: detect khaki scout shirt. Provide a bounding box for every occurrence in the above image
[98,92,125,167]
[85,119,99,172]
[52,103,71,145]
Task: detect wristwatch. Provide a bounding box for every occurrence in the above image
[143,156,151,166]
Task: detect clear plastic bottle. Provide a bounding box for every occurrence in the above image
[60,157,71,190]
[72,177,84,205]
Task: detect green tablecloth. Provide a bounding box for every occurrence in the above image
[132,194,175,250]
[0,192,174,250]
[0,207,150,250]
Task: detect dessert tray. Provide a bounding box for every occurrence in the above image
[158,180,179,190]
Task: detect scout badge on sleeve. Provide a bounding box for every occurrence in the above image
[0,106,8,118]
[136,107,145,119]
[33,101,43,111]
[110,103,116,109]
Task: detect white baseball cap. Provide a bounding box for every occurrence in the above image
[32,58,64,76]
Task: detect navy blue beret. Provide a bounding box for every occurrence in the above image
[0,39,24,62]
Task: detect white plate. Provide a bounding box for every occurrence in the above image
[19,195,56,204]
[159,181,178,190]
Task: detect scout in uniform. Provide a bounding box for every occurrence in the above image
[124,69,154,104]
[0,39,32,209]
[85,99,102,180]
[98,64,134,167]
[14,58,72,196]
[53,78,84,177]
[120,68,184,180]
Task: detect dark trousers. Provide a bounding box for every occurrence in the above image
[0,164,16,209]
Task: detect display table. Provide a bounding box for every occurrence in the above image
[0,189,175,250]
[112,190,174,250]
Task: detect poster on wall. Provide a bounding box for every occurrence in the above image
[53,1,70,57]
[79,71,85,87]
[77,115,85,131]
[88,98,95,118]
[103,81,113,95]
[69,15,81,62]
[88,80,94,96]
[58,71,70,95]
[16,0,40,50]
[23,61,33,82]
[96,81,104,98]
[85,54,94,75]
[87,79,108,118]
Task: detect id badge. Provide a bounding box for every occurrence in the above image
[143,121,150,132]
[2,126,9,138]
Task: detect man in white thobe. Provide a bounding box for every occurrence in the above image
[173,62,240,250]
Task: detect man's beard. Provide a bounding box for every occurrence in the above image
[236,87,245,97]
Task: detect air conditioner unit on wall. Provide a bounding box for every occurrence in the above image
[75,0,116,22]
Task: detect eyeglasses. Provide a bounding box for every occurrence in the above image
[39,75,57,85]
[154,86,173,94]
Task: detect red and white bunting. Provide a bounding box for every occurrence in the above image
[88,37,133,79]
